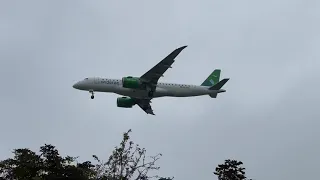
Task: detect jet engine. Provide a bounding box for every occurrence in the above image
[122,76,144,89]
[117,97,136,108]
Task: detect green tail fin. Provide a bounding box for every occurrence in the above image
[201,69,221,86]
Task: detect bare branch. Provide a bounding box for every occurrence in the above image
[93,129,165,180]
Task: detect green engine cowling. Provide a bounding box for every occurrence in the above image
[117,97,136,108]
[122,76,144,89]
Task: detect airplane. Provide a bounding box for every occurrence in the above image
[72,45,229,115]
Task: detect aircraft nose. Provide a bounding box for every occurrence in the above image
[73,82,79,89]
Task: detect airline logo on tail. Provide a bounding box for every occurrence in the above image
[200,69,221,87]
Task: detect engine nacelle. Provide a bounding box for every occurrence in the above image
[117,97,136,108]
[122,76,143,89]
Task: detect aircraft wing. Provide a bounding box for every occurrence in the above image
[140,45,187,86]
[134,98,155,115]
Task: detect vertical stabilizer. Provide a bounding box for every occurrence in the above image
[201,69,221,86]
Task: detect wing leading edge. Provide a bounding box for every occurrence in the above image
[140,45,187,86]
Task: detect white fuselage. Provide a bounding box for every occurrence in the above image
[73,77,221,99]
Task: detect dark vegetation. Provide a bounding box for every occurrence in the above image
[0,129,252,180]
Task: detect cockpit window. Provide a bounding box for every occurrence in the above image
[84,78,88,80]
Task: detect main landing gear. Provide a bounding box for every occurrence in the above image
[90,90,94,99]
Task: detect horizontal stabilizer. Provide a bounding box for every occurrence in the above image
[209,78,229,90]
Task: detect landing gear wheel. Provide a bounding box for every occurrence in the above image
[89,90,94,99]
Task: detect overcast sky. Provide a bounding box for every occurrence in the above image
[1,1,320,180]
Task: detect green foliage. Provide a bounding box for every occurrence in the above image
[0,144,96,180]
[1,128,254,180]
[214,159,252,180]
[0,129,171,180]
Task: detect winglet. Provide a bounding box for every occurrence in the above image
[209,78,229,90]
[178,45,188,50]
[167,45,188,61]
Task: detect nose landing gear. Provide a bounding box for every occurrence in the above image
[90,90,94,99]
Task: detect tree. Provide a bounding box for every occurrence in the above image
[214,159,252,180]
[0,129,171,180]
[92,129,172,180]
[0,144,95,180]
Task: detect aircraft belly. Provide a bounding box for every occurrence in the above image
[90,84,111,92]
[171,88,208,97]
[92,84,209,98]
[115,88,147,98]
[118,87,170,98]
[153,87,171,97]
